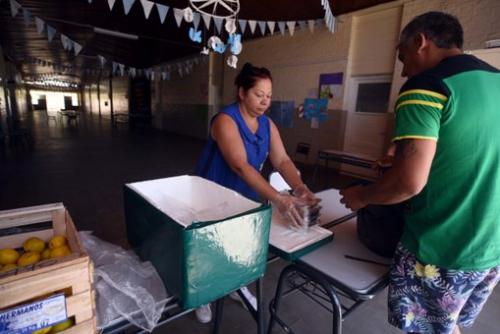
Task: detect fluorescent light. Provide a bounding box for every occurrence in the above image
[94,27,139,40]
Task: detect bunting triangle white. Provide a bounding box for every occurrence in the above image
[122,0,135,15]
[74,42,83,56]
[22,8,31,25]
[238,19,247,34]
[118,63,125,76]
[267,21,275,35]
[278,22,286,36]
[60,34,69,50]
[298,21,307,30]
[257,21,266,35]
[201,13,211,29]
[192,12,200,30]
[10,0,21,18]
[140,0,154,19]
[112,62,118,74]
[173,8,184,27]
[248,20,257,34]
[213,17,223,34]
[98,55,106,68]
[156,4,169,24]
[308,20,315,33]
[107,0,116,10]
[286,21,296,36]
[47,25,56,42]
[35,17,45,34]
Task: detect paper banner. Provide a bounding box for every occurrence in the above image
[107,0,116,10]
[308,20,315,33]
[173,8,184,27]
[156,3,169,23]
[74,42,83,56]
[98,55,106,68]
[238,19,247,34]
[22,8,31,25]
[267,21,275,35]
[298,21,307,30]
[286,21,296,36]
[248,20,257,34]
[112,62,118,74]
[201,13,211,29]
[10,0,21,17]
[122,0,135,15]
[213,17,223,34]
[60,34,69,50]
[35,17,45,34]
[257,21,266,35]
[47,25,56,42]
[140,0,154,19]
[278,21,285,36]
[192,12,200,30]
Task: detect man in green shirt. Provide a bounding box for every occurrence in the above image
[340,11,500,334]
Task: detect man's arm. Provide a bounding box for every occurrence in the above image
[339,139,436,210]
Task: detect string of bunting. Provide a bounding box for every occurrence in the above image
[8,0,209,81]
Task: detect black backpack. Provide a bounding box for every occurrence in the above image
[356,203,405,258]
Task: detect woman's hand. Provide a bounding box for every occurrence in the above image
[293,184,321,206]
[271,192,308,228]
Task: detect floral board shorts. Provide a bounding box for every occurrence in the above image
[388,243,500,334]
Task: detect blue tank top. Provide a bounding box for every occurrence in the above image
[196,103,271,201]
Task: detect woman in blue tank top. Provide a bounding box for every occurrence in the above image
[195,63,320,323]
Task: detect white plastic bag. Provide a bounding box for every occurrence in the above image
[80,231,170,332]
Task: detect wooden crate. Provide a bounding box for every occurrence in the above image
[0,203,96,334]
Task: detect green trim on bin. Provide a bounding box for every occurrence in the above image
[124,185,272,309]
[270,234,334,262]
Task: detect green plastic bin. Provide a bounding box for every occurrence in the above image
[124,175,272,309]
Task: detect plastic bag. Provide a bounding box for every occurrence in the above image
[80,231,171,332]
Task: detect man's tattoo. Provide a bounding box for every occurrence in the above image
[396,140,417,159]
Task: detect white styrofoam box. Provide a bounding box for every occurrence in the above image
[126,175,261,227]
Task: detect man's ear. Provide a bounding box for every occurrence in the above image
[416,32,429,54]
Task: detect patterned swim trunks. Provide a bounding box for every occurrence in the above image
[388,243,500,334]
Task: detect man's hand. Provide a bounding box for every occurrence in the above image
[339,185,367,211]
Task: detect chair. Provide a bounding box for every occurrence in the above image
[294,142,311,163]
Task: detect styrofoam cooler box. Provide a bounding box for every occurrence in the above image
[123,175,272,309]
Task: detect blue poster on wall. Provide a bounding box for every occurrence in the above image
[269,101,295,128]
[303,98,328,122]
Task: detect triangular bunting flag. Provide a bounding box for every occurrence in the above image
[22,8,31,25]
[278,22,286,36]
[267,21,275,35]
[192,12,200,30]
[156,3,169,24]
[299,21,307,30]
[201,13,211,29]
[60,34,69,50]
[308,20,315,33]
[173,8,184,27]
[238,19,247,34]
[112,62,118,74]
[107,0,116,10]
[74,42,83,56]
[98,55,106,68]
[118,63,125,76]
[140,0,154,19]
[248,20,257,34]
[35,17,45,34]
[129,67,136,77]
[213,17,223,34]
[122,0,135,15]
[286,21,296,36]
[257,21,266,35]
[47,25,56,42]
[10,0,21,18]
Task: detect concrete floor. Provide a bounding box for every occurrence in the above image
[0,111,498,334]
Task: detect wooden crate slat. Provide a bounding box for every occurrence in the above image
[0,229,53,249]
[0,261,91,309]
[65,212,86,257]
[66,290,94,323]
[0,212,53,229]
[52,208,67,236]
[0,203,64,220]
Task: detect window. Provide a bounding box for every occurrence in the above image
[355,82,391,113]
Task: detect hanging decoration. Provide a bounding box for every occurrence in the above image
[321,0,335,32]
[189,0,240,19]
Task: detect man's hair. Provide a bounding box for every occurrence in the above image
[401,11,464,49]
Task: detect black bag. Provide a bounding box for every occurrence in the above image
[356,203,405,258]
